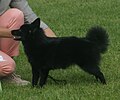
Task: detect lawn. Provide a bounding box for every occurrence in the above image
[1,0,120,100]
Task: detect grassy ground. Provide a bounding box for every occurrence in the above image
[1,0,120,99]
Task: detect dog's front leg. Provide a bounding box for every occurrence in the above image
[32,68,39,87]
[39,69,49,87]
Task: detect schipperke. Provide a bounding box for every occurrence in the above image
[12,18,109,87]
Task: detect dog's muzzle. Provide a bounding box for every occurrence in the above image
[11,30,22,40]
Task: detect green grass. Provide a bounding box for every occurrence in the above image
[1,0,120,99]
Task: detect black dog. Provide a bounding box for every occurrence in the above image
[12,18,109,87]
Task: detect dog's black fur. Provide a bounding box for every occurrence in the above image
[12,18,109,87]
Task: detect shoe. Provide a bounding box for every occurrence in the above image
[2,73,30,86]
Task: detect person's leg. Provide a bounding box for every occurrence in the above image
[0,8,30,85]
[0,50,30,85]
[0,8,24,57]
[0,51,15,77]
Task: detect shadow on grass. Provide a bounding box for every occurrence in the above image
[47,70,100,87]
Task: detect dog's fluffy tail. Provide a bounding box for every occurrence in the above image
[86,26,109,53]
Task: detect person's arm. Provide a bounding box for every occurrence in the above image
[0,27,14,38]
[10,0,56,37]
[10,0,37,24]
[10,0,48,29]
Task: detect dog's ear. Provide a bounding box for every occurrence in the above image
[32,18,40,28]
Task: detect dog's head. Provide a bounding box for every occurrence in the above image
[11,18,40,41]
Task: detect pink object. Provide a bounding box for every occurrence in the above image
[0,8,24,76]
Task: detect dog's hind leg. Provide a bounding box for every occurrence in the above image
[39,69,49,87]
[32,68,39,87]
[79,65,106,84]
[94,71,106,84]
